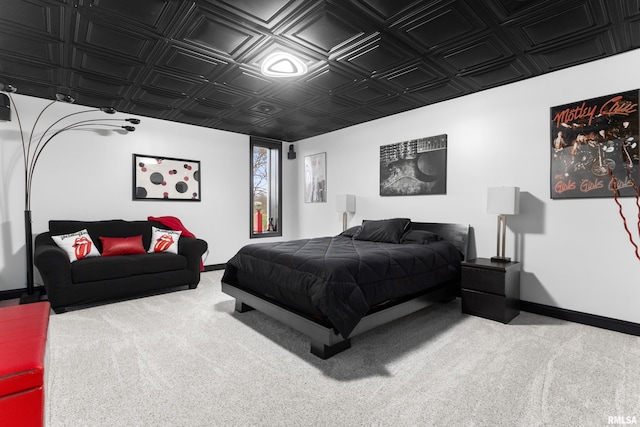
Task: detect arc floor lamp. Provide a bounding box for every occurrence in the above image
[0,83,140,304]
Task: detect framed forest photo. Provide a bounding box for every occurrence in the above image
[304,152,326,203]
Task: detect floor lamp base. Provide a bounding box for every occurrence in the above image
[20,289,42,304]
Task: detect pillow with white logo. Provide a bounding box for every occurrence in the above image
[148,226,181,254]
[51,229,101,262]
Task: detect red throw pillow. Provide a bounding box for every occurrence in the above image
[99,235,146,256]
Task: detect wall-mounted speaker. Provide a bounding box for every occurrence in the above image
[0,93,10,121]
[287,144,296,160]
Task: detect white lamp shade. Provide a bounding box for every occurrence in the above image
[487,187,520,215]
[336,194,356,213]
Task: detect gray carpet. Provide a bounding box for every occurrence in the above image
[46,271,640,426]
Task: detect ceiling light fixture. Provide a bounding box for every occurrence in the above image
[261,52,308,77]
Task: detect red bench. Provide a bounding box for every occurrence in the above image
[0,301,50,427]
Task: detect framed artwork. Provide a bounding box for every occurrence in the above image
[380,134,447,196]
[550,90,639,199]
[304,152,326,203]
[133,154,201,201]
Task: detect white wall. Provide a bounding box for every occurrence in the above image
[295,49,640,325]
[0,95,297,292]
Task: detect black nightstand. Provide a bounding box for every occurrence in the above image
[461,258,521,324]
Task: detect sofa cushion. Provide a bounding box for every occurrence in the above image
[148,227,181,254]
[71,253,188,283]
[100,235,146,256]
[51,229,101,262]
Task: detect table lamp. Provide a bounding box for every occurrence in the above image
[487,187,520,262]
[336,194,356,231]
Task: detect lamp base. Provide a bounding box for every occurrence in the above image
[490,256,512,263]
[20,289,42,305]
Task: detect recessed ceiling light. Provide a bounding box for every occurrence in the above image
[261,52,308,77]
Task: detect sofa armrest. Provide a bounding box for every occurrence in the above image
[34,234,74,310]
[178,236,208,281]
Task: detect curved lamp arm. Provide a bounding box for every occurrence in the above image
[26,120,137,210]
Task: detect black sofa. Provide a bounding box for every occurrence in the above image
[34,219,208,313]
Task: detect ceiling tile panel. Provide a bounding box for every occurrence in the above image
[399,2,487,52]
[464,59,533,88]
[520,4,600,45]
[411,80,468,103]
[177,7,263,60]
[87,0,179,32]
[181,98,228,117]
[382,64,446,91]
[342,83,392,104]
[197,86,250,108]
[214,0,304,28]
[370,95,415,116]
[156,44,225,79]
[74,16,157,60]
[143,70,205,95]
[71,48,142,82]
[173,110,215,126]
[356,0,423,21]
[131,87,187,108]
[305,66,356,94]
[305,97,354,115]
[187,17,255,57]
[628,18,640,47]
[287,4,365,54]
[339,34,414,76]
[0,58,57,84]
[486,0,556,21]
[126,100,174,118]
[70,72,129,98]
[440,35,514,73]
[0,31,59,64]
[268,85,319,106]
[220,68,273,94]
[1,0,63,37]
[532,32,616,70]
[623,0,640,17]
[71,91,123,109]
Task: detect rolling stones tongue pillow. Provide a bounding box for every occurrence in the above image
[51,229,101,262]
[148,226,182,254]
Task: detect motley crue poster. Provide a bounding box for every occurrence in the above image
[550,90,639,199]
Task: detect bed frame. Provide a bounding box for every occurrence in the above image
[221,222,470,359]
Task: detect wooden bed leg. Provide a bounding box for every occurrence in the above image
[235,300,255,313]
[310,338,351,359]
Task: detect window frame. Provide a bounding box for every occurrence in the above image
[250,136,282,238]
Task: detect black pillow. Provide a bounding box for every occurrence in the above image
[339,226,361,238]
[354,218,411,244]
[401,230,441,244]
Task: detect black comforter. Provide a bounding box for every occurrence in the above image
[222,235,462,338]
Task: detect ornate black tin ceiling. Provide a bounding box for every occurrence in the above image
[1,0,639,141]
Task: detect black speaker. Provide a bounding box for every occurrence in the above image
[287,144,296,160]
[0,93,10,121]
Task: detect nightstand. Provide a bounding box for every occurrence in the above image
[461,258,521,323]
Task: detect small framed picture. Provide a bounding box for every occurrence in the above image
[133,154,201,201]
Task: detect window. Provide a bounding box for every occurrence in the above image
[250,136,282,238]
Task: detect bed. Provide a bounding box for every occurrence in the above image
[221,219,469,359]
